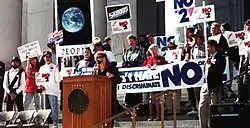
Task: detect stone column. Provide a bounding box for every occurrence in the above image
[26,0,53,51]
[0,0,22,65]
[90,0,107,42]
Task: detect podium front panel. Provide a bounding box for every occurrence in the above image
[63,75,112,128]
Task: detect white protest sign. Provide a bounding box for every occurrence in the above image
[239,39,250,55]
[234,31,246,41]
[154,35,180,57]
[35,72,50,86]
[165,49,182,63]
[17,41,42,62]
[56,44,92,57]
[168,0,196,27]
[191,4,215,23]
[111,19,132,34]
[222,31,237,47]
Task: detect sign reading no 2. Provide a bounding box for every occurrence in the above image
[174,0,194,23]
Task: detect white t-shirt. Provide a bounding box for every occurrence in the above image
[39,63,60,96]
[104,50,116,62]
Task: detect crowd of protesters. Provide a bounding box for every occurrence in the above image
[0,19,250,128]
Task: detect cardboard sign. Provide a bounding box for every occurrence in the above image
[111,19,132,34]
[172,0,196,27]
[56,44,92,57]
[191,4,215,23]
[234,31,246,41]
[154,35,180,57]
[35,72,50,86]
[165,49,182,63]
[105,3,132,22]
[17,41,42,62]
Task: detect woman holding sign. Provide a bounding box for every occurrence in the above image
[143,44,168,121]
[39,51,60,128]
[23,57,41,111]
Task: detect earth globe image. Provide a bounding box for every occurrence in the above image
[62,7,85,33]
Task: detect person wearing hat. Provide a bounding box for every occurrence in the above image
[39,51,60,128]
[3,57,25,112]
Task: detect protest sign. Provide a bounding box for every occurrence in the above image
[234,30,246,41]
[17,41,42,62]
[165,49,182,63]
[191,4,215,24]
[56,44,92,57]
[172,0,196,27]
[154,35,180,56]
[117,58,230,94]
[111,19,132,34]
[48,30,63,45]
[105,3,132,22]
[60,67,94,77]
[239,39,250,55]
[35,72,50,86]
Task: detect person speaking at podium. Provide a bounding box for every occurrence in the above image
[94,51,125,124]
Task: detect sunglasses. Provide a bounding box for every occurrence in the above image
[96,56,104,59]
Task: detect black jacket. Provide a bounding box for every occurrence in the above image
[207,52,226,91]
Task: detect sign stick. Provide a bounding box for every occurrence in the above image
[172,91,177,128]
[43,91,46,110]
[203,1,209,59]
[121,33,126,54]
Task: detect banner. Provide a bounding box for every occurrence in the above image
[117,58,230,94]
[105,3,132,22]
[17,41,42,62]
[191,4,215,24]
[61,67,94,77]
[111,19,132,34]
[56,44,92,57]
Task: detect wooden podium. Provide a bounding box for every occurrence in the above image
[63,75,112,128]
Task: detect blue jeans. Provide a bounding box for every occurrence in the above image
[41,94,58,126]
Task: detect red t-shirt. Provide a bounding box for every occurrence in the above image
[25,69,38,93]
[143,56,168,66]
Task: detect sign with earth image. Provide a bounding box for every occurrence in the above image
[61,7,85,33]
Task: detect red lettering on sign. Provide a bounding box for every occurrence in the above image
[235,32,245,38]
[42,73,50,78]
[66,69,72,74]
[119,21,128,27]
[244,41,250,47]
[202,7,212,13]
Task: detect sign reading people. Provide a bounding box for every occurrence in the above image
[17,41,42,62]
[117,58,230,94]
[56,44,92,57]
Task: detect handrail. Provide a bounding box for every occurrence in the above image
[94,71,246,127]
[94,90,172,127]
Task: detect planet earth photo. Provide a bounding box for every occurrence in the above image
[62,7,85,33]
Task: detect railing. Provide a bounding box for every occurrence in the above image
[94,71,247,128]
[94,90,178,128]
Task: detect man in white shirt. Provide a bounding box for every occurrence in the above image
[3,57,25,111]
[39,51,59,128]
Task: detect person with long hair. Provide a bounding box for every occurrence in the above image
[94,51,125,126]
[74,47,95,75]
[23,57,41,111]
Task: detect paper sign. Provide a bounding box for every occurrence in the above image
[223,31,237,47]
[35,72,50,86]
[17,41,42,62]
[191,4,215,23]
[56,44,92,57]
[234,31,246,41]
[165,49,182,63]
[105,3,132,22]
[111,19,132,34]
[48,30,63,45]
